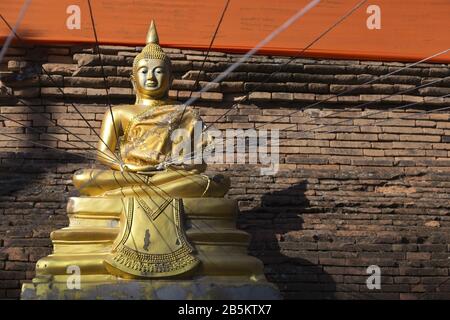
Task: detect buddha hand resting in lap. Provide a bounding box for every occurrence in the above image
[72,21,229,199]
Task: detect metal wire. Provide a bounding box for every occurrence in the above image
[166,76,450,164]
[86,0,124,166]
[181,0,322,109]
[0,13,123,166]
[206,0,369,130]
[0,0,31,64]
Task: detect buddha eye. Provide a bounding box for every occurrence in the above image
[155,67,164,74]
[140,68,148,74]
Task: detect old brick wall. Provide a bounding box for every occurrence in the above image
[0,44,450,299]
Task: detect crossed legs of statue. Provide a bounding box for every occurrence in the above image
[72,167,230,198]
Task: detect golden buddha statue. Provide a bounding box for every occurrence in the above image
[22,21,280,299]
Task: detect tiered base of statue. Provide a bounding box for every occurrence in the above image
[21,195,281,300]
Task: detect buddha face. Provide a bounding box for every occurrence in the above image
[134,58,171,100]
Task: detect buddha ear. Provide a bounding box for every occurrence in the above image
[130,74,136,89]
[131,75,139,103]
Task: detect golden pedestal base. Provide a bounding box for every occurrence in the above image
[22,196,279,299]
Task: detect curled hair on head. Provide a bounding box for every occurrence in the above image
[132,43,172,76]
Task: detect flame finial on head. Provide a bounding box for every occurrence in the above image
[146,20,159,45]
[133,20,170,75]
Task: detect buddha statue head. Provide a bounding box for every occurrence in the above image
[132,20,172,102]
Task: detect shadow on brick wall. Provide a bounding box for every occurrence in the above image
[239,181,336,299]
[0,150,87,299]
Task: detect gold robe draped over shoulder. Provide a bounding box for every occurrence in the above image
[120,102,202,167]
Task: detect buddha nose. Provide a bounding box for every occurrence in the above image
[147,71,155,81]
